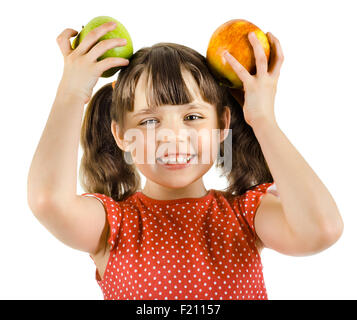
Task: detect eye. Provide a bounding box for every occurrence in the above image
[185,114,203,121]
[139,114,203,126]
[139,119,158,126]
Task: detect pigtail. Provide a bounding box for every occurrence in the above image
[79,83,141,202]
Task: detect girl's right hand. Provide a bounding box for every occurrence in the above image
[56,21,129,104]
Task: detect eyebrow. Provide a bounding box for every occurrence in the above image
[133,103,209,117]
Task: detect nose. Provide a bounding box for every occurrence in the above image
[156,119,189,143]
[158,129,185,143]
[155,122,196,155]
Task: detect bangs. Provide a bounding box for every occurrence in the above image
[143,43,226,111]
[112,42,228,127]
[144,45,200,110]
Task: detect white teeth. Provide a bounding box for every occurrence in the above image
[158,155,194,164]
[176,156,187,164]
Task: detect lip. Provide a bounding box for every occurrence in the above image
[156,154,197,170]
[156,153,195,160]
[162,153,192,157]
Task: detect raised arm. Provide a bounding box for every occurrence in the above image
[27,22,129,254]
[225,31,343,256]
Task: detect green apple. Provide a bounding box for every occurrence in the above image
[71,16,133,78]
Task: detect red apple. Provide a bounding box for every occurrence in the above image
[206,19,270,89]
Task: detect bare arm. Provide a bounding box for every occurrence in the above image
[26,85,108,254]
[225,31,343,256]
[253,120,344,256]
[27,85,85,206]
[27,22,129,254]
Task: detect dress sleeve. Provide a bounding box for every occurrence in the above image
[233,182,279,241]
[80,192,122,251]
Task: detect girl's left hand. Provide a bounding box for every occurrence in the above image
[224,31,284,127]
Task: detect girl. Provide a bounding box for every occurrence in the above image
[27,21,343,300]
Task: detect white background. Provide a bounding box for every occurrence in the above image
[1,0,356,299]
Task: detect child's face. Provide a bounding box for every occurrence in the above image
[111,69,231,189]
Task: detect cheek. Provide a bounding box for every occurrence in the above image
[197,128,221,163]
[124,129,146,164]
[129,129,157,164]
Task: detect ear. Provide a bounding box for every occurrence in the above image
[220,106,231,143]
[111,120,127,152]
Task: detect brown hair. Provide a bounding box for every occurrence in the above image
[79,42,273,202]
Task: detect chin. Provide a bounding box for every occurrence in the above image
[137,163,212,189]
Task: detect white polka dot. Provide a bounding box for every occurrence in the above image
[80,183,273,300]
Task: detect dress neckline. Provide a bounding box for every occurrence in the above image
[136,189,215,205]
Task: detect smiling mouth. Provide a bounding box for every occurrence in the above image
[156,154,197,164]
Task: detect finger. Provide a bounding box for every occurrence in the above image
[87,37,127,62]
[75,21,118,56]
[267,32,284,77]
[56,28,78,57]
[95,57,130,74]
[248,32,268,74]
[223,51,252,85]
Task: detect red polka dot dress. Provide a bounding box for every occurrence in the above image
[81,182,278,300]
